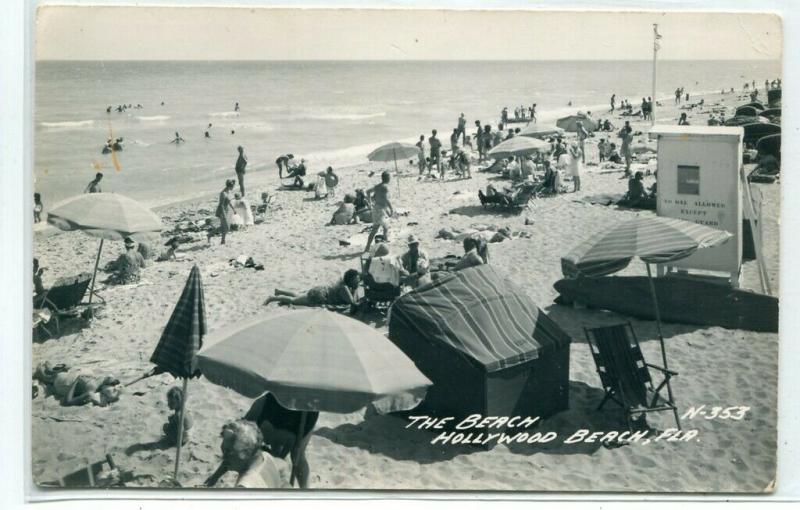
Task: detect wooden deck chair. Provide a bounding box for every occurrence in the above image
[584,322,681,432]
[51,454,125,488]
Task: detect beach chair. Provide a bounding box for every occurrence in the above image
[34,273,94,335]
[584,322,681,432]
[47,454,127,488]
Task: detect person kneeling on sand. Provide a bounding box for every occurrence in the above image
[162,386,192,446]
[329,194,358,225]
[51,371,122,407]
[264,269,361,314]
[205,419,292,489]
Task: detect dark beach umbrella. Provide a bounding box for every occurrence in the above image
[742,122,781,145]
[756,134,780,159]
[724,115,768,127]
[735,106,759,117]
[149,265,207,481]
[556,114,598,132]
[760,108,781,121]
[741,101,765,111]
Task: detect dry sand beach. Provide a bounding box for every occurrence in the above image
[31,91,779,492]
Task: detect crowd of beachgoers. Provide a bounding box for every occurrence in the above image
[31,75,781,491]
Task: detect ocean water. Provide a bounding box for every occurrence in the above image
[34,60,781,207]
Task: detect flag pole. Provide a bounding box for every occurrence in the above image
[651,24,660,126]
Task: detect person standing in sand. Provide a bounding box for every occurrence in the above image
[619,125,633,177]
[415,135,427,175]
[365,170,395,252]
[235,146,248,196]
[456,113,467,145]
[428,130,442,177]
[216,179,236,245]
[576,121,589,164]
[569,142,582,192]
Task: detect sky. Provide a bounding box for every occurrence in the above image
[36,6,782,61]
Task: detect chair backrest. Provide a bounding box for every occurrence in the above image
[585,323,652,408]
[42,273,92,310]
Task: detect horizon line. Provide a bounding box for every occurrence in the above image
[36,58,782,62]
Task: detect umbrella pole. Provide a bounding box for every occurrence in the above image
[646,263,677,407]
[86,238,104,317]
[172,378,189,482]
[289,411,308,487]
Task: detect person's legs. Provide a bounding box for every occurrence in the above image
[274,289,299,297]
[364,222,380,252]
[236,172,245,196]
[265,293,312,306]
[219,216,229,244]
[575,175,581,192]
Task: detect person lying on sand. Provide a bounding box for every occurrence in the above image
[453,235,488,271]
[162,386,192,446]
[51,371,122,407]
[204,419,292,489]
[263,269,361,313]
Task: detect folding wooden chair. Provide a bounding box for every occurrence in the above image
[47,454,126,488]
[584,322,681,432]
[34,273,95,335]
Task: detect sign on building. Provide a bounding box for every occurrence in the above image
[651,125,743,286]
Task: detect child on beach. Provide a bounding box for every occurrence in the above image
[263,269,361,313]
[163,386,192,446]
[598,139,607,162]
[415,135,427,174]
[215,179,236,244]
[324,167,339,198]
[34,193,43,223]
[364,171,395,252]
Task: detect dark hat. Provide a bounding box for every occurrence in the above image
[124,237,135,247]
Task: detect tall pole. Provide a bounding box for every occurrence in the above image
[651,24,659,126]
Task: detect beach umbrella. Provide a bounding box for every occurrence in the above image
[47,193,164,308]
[556,114,598,133]
[487,136,549,159]
[756,134,780,159]
[743,122,781,145]
[197,308,431,484]
[760,108,781,121]
[518,124,564,139]
[735,106,760,117]
[724,115,768,127]
[149,265,207,480]
[742,101,765,111]
[561,215,732,384]
[367,142,420,194]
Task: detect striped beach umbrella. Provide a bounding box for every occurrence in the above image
[149,265,207,481]
[561,215,732,373]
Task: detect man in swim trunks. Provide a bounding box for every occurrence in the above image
[428,130,442,177]
[84,173,103,193]
[235,146,248,196]
[365,171,394,252]
[456,113,467,145]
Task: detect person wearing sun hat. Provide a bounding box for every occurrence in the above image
[109,236,146,284]
[400,234,430,288]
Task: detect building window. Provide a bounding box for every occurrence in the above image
[677,165,700,195]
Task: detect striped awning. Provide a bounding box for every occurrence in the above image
[561,216,733,278]
[389,265,571,373]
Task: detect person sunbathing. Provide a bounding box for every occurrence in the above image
[453,236,488,271]
[51,371,122,407]
[263,269,360,312]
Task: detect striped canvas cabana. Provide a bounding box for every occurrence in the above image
[388,265,571,437]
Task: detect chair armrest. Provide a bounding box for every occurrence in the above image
[646,363,678,377]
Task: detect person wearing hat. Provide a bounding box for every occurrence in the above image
[109,236,146,284]
[400,234,430,289]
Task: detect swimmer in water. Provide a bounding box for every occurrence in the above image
[205,123,213,138]
[234,102,240,112]
[171,132,185,144]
